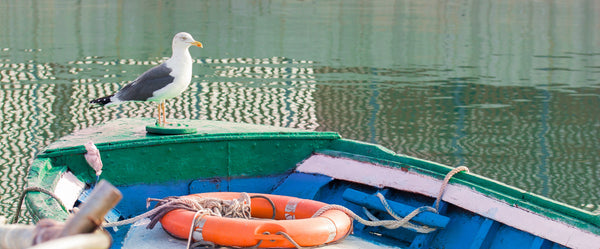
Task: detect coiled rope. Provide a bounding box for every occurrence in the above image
[101,193,254,229]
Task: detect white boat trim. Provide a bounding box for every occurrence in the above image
[296,154,600,249]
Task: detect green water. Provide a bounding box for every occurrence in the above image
[0,0,598,221]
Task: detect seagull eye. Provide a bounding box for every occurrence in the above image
[181,37,187,40]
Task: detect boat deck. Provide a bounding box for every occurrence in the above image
[122,218,395,249]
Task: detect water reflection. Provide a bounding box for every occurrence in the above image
[0,0,599,221]
[313,63,599,211]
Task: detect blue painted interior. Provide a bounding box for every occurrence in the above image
[342,188,450,228]
[86,171,569,249]
[272,172,333,198]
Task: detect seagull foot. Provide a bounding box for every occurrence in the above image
[155,119,174,127]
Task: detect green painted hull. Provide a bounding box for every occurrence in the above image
[25,118,599,248]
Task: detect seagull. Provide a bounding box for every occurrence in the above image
[90,32,203,126]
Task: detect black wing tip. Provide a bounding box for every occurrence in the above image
[89,95,114,107]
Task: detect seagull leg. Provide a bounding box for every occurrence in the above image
[161,101,173,125]
[156,101,163,126]
[161,102,166,125]
[153,101,172,126]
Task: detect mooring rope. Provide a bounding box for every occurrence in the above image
[12,186,66,224]
[434,166,470,211]
[312,165,470,235]
[312,200,438,234]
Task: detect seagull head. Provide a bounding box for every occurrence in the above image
[172,32,203,50]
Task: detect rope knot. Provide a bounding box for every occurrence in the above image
[145,193,252,230]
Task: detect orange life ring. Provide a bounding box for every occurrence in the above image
[159,192,353,248]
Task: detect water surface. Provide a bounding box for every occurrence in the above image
[0,0,599,221]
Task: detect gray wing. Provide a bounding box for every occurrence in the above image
[114,63,174,101]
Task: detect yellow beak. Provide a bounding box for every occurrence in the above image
[191,41,203,48]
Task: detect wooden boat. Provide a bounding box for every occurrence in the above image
[24,118,599,248]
